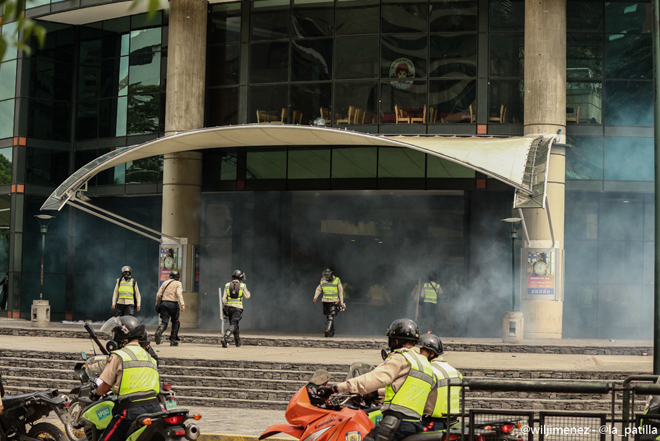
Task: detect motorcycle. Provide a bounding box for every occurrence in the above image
[0,373,70,441]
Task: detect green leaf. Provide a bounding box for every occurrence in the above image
[2,2,14,21]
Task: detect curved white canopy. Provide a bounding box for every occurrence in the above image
[42,125,546,211]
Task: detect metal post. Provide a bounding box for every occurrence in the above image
[39,225,46,300]
[653,0,660,375]
[511,228,518,311]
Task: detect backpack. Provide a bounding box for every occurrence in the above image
[229,280,241,299]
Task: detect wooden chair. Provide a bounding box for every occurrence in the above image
[469,104,476,123]
[270,108,287,124]
[256,110,271,124]
[410,104,426,123]
[292,110,303,124]
[355,108,368,124]
[337,106,356,124]
[429,107,437,123]
[395,105,410,124]
[566,105,581,124]
[489,104,506,123]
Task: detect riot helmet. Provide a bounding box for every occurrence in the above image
[101,316,146,350]
[322,267,334,280]
[121,265,132,279]
[418,333,444,359]
[169,270,180,280]
[385,318,420,351]
[428,272,438,282]
[232,269,245,281]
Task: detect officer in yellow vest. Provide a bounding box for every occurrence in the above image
[417,334,463,431]
[94,316,161,441]
[221,270,251,348]
[411,272,442,333]
[313,267,345,337]
[367,283,393,307]
[111,266,141,317]
[318,319,436,441]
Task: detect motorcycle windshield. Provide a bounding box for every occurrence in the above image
[345,362,375,381]
[86,355,110,378]
[308,369,330,386]
[100,317,122,335]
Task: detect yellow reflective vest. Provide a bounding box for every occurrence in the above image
[430,361,463,417]
[114,345,159,400]
[321,277,339,301]
[423,282,441,304]
[383,348,436,419]
[117,278,136,301]
[225,281,246,309]
[368,284,387,306]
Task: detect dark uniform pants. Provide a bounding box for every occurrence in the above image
[115,303,135,317]
[159,301,180,341]
[418,302,437,333]
[322,302,339,335]
[102,403,162,441]
[225,306,243,336]
[364,413,423,441]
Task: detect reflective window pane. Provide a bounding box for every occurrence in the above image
[207,87,239,126]
[203,150,238,185]
[490,34,524,77]
[382,35,428,79]
[379,147,425,178]
[430,34,477,77]
[126,156,162,183]
[208,3,242,45]
[490,0,524,32]
[0,148,12,185]
[293,0,334,38]
[605,34,652,79]
[334,81,378,125]
[336,0,380,35]
[129,50,161,91]
[291,38,333,81]
[430,0,477,32]
[604,137,652,181]
[380,80,427,124]
[427,156,475,177]
[290,83,331,125]
[76,101,98,140]
[78,65,101,101]
[26,148,70,186]
[288,147,331,179]
[2,23,18,60]
[207,44,240,86]
[567,81,602,124]
[247,148,287,179]
[127,94,160,135]
[251,0,291,41]
[250,41,289,83]
[28,100,71,141]
[116,96,128,137]
[249,84,288,123]
[567,1,603,32]
[382,2,429,33]
[489,80,524,123]
[98,98,120,138]
[332,147,377,178]
[565,136,603,180]
[0,61,17,101]
[605,80,652,125]
[567,33,603,78]
[429,79,476,123]
[336,36,379,79]
[605,2,651,34]
[0,100,12,140]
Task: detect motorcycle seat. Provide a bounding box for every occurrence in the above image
[2,390,55,406]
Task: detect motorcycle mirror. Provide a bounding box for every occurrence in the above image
[81,352,87,360]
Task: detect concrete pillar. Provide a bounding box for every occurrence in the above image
[162,0,207,328]
[521,0,566,339]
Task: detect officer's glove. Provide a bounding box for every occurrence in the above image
[317,385,338,398]
[90,391,101,402]
[362,391,379,402]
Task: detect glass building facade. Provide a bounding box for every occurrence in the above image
[0,0,654,339]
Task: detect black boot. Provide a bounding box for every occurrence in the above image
[235,332,242,347]
[169,327,179,346]
[221,330,231,348]
[325,315,334,338]
[154,324,166,345]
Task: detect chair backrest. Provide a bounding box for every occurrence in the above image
[256,110,266,123]
[469,104,475,123]
[293,110,303,124]
[429,106,437,123]
[395,104,402,122]
[422,104,427,120]
[354,108,364,124]
[576,104,581,124]
[320,107,329,119]
[501,105,507,124]
[280,108,288,123]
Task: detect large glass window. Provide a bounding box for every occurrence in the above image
[489,80,523,124]
[382,35,428,79]
[334,81,378,125]
[604,2,651,34]
[292,0,334,38]
[567,81,602,124]
[0,100,14,140]
[604,136,653,181]
[489,34,524,77]
[604,80,653,126]
[0,149,12,185]
[0,61,17,101]
[490,0,524,32]
[247,148,287,179]
[430,34,477,77]
[126,157,162,184]
[26,148,70,187]
[379,147,425,178]
[290,83,331,125]
[203,149,238,184]
[208,45,240,87]
[208,2,242,45]
[29,99,72,141]
[427,156,475,177]
[567,33,603,78]
[250,41,289,83]
[381,80,427,124]
[332,147,377,178]
[336,0,380,35]
[291,38,333,81]
[250,85,288,123]
[429,79,476,123]
[336,36,379,79]
[382,1,429,33]
[207,88,239,126]
[251,0,291,40]
[567,1,603,33]
[430,0,477,32]
[288,147,331,179]
[566,136,603,180]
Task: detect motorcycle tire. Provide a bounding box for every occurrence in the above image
[64,400,86,441]
[27,423,67,441]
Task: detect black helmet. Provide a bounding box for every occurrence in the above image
[101,316,146,349]
[385,318,420,350]
[418,333,444,359]
[121,266,132,278]
[169,270,180,280]
[428,272,438,282]
[322,267,334,279]
[232,269,244,280]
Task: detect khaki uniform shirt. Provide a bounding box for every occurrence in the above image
[313,276,344,305]
[99,342,142,395]
[156,280,185,306]
[222,282,251,306]
[112,278,141,307]
[336,346,435,416]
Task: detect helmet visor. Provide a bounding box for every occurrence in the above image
[100,316,123,335]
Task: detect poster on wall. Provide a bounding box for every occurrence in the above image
[526,250,555,295]
[159,246,182,286]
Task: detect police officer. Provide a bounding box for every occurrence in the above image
[313,267,345,337]
[318,319,436,441]
[94,316,161,441]
[411,272,442,333]
[221,270,251,348]
[154,270,185,346]
[418,334,463,431]
[111,266,141,316]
